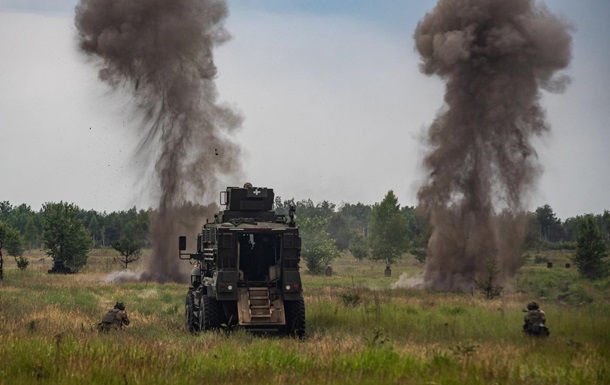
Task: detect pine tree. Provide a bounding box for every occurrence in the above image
[574,216,609,279]
[369,191,410,265]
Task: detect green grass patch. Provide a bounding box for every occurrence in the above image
[0,251,609,384]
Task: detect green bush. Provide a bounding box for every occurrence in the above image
[340,291,361,307]
[533,254,550,264]
[16,256,29,270]
[300,217,340,275]
[349,234,369,261]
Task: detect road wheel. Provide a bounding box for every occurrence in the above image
[284,296,306,339]
[185,291,200,333]
[199,294,221,331]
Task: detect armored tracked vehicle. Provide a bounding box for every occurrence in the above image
[179,184,305,337]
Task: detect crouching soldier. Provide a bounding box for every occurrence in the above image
[98,302,130,332]
[522,301,549,337]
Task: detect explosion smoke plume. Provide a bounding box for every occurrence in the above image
[75,0,242,282]
[414,0,572,291]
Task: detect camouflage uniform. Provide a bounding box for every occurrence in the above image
[523,302,547,335]
[98,302,130,332]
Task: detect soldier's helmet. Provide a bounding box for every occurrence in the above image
[114,302,126,310]
[527,301,539,310]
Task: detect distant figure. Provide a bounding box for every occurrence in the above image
[98,302,130,332]
[325,265,332,277]
[523,301,549,337]
[384,264,392,277]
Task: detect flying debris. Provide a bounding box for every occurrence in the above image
[75,0,243,282]
[415,0,573,291]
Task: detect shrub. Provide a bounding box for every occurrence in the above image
[300,217,340,275]
[340,291,361,307]
[16,256,29,270]
[349,234,369,261]
[474,256,503,299]
[534,254,550,264]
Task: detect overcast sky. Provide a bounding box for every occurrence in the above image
[0,1,608,220]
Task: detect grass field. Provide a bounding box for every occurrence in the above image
[1,251,609,385]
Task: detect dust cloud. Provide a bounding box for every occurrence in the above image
[391,273,424,290]
[414,0,572,291]
[75,0,241,282]
[101,269,140,284]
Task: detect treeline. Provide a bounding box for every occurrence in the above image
[1,199,609,257]
[0,201,150,249]
[525,204,610,250]
[278,199,610,253]
[274,193,431,273]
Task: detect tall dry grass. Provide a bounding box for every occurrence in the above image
[0,250,608,384]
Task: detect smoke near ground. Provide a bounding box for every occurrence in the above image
[102,269,140,284]
[75,0,242,282]
[414,0,572,291]
[391,273,424,290]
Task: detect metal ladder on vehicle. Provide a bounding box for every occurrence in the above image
[248,287,272,321]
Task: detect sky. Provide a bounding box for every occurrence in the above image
[0,0,608,221]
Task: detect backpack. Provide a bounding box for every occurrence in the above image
[101,309,118,324]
